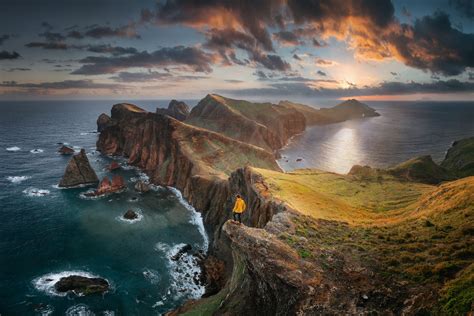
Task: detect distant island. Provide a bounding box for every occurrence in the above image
[86,95,473,315]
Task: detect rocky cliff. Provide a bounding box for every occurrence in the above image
[156,99,190,121]
[441,136,474,178]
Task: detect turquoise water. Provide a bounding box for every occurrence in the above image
[279,101,474,174]
[0,100,207,315]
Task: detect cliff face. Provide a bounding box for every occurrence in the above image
[185,94,306,152]
[441,136,474,178]
[156,99,190,121]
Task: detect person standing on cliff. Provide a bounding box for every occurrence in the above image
[232,194,246,224]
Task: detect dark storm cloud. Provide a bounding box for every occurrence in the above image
[220,79,474,98]
[388,11,474,76]
[67,30,84,39]
[273,30,303,46]
[293,54,301,61]
[109,71,172,82]
[204,28,290,71]
[0,35,11,45]
[0,51,21,60]
[316,70,327,76]
[39,31,66,42]
[72,46,217,75]
[312,39,327,47]
[0,79,126,90]
[450,0,474,19]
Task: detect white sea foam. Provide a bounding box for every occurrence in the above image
[143,268,160,285]
[116,209,143,224]
[65,304,94,316]
[168,187,209,251]
[80,131,98,136]
[23,188,50,197]
[6,146,21,152]
[6,175,31,183]
[30,149,44,154]
[154,242,205,300]
[33,271,104,297]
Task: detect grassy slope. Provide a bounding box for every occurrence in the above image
[441,136,474,178]
[256,168,474,314]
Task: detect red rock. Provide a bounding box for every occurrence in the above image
[111,175,125,190]
[108,161,120,171]
[58,145,75,155]
[97,176,111,194]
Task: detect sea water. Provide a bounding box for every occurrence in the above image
[279,101,474,174]
[0,100,206,315]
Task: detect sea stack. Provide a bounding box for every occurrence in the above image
[54,275,109,296]
[59,149,99,188]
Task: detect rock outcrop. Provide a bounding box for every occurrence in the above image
[107,161,120,171]
[54,275,109,296]
[441,136,474,178]
[85,175,126,196]
[58,149,99,188]
[58,145,74,155]
[123,209,138,220]
[156,100,190,121]
[134,180,150,193]
[97,113,112,132]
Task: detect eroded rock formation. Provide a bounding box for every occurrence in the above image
[58,149,99,188]
[54,275,109,296]
[156,99,190,121]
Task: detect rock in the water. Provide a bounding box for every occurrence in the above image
[58,145,75,155]
[108,161,120,171]
[171,244,192,261]
[123,209,138,220]
[156,100,190,121]
[97,113,112,132]
[59,149,99,188]
[85,175,126,196]
[134,180,150,193]
[54,275,109,296]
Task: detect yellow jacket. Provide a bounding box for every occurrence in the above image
[233,198,246,213]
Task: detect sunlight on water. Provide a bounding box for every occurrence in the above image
[324,127,365,173]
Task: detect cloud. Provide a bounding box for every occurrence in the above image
[39,31,66,42]
[0,79,126,90]
[221,79,474,98]
[312,39,327,47]
[5,68,31,72]
[67,30,84,39]
[449,0,474,19]
[0,35,10,45]
[0,51,20,60]
[315,58,337,67]
[83,23,141,39]
[386,11,474,75]
[273,31,303,46]
[293,54,301,61]
[25,42,68,50]
[390,72,398,76]
[72,46,217,75]
[109,71,172,82]
[316,70,327,76]
[145,0,474,76]
[86,44,138,56]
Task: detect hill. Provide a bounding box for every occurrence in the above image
[441,136,474,178]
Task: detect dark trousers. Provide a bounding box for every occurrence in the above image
[233,212,242,223]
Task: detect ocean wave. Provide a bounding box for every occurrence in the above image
[7,175,31,183]
[168,187,209,251]
[65,304,94,316]
[116,209,143,224]
[23,187,50,197]
[33,271,105,297]
[143,268,160,285]
[30,149,44,154]
[80,131,98,136]
[153,242,205,300]
[6,146,21,152]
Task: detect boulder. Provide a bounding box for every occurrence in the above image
[59,149,99,188]
[54,275,109,296]
[111,175,125,190]
[123,209,138,220]
[58,145,75,155]
[108,161,120,171]
[134,180,150,193]
[85,175,126,196]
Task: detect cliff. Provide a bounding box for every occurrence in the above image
[156,99,190,121]
[441,136,474,178]
[185,94,306,153]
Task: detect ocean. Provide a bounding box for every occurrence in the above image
[0,100,207,315]
[1,100,473,315]
[278,101,474,174]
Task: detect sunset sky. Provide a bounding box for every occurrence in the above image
[0,0,473,101]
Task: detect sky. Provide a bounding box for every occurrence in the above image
[0,0,473,101]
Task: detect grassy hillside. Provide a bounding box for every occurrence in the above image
[254,167,473,314]
[441,136,474,178]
